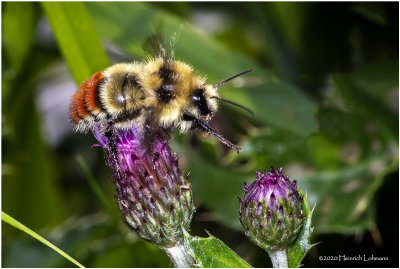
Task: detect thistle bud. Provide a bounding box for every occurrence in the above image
[93,125,195,249]
[239,167,304,252]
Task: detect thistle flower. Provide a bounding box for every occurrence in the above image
[239,167,304,267]
[92,125,195,266]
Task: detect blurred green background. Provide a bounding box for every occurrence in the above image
[2,2,398,267]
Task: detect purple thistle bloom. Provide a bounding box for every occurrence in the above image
[93,125,195,248]
[239,167,304,251]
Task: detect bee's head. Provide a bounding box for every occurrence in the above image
[189,85,218,121]
[187,69,254,122]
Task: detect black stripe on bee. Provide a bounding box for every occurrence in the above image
[157,64,175,103]
[83,96,98,119]
[159,63,174,85]
[96,77,108,113]
[114,108,142,123]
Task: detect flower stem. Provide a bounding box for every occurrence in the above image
[268,249,288,268]
[164,242,195,268]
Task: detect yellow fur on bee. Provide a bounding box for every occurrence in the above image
[100,62,145,117]
[74,56,224,134]
[140,58,216,131]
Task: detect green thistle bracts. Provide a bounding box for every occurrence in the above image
[239,167,304,251]
[93,125,195,248]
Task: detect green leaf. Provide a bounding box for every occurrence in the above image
[183,230,252,268]
[269,2,311,55]
[301,155,398,234]
[287,193,315,268]
[228,81,317,137]
[303,61,399,234]
[2,212,85,268]
[41,2,110,84]
[229,127,313,170]
[331,61,398,139]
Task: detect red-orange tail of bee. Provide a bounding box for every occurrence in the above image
[70,72,104,129]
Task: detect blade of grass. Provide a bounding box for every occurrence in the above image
[75,154,112,212]
[41,2,110,85]
[2,2,40,79]
[2,211,85,268]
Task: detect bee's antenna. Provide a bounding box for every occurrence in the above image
[211,96,254,116]
[214,70,252,89]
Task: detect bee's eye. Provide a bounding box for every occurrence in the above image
[192,89,204,103]
[192,89,211,116]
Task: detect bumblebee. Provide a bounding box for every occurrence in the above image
[70,48,252,152]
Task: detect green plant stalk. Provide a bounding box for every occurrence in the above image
[2,212,85,268]
[75,154,112,212]
[41,2,110,84]
[163,241,196,268]
[268,249,288,268]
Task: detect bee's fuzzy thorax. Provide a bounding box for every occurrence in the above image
[100,62,144,116]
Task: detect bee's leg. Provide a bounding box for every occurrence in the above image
[141,116,170,154]
[142,109,162,153]
[183,115,242,152]
[103,122,123,179]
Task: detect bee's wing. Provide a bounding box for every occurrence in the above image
[142,25,183,60]
[142,34,168,60]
